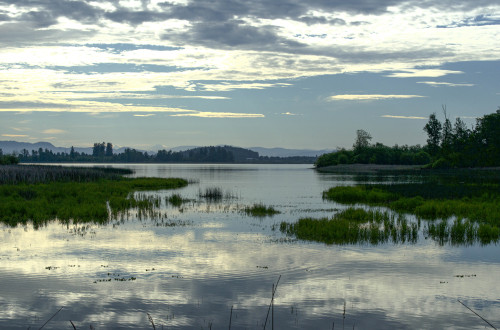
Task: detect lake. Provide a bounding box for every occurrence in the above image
[1,164,499,329]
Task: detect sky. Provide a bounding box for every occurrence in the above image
[0,0,499,150]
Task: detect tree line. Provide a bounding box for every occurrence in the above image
[11,144,316,164]
[315,107,500,168]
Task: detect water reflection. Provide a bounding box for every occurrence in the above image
[1,164,499,329]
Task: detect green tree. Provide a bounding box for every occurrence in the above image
[441,107,453,152]
[353,129,372,151]
[92,142,106,158]
[474,109,500,166]
[423,113,442,156]
[105,143,113,157]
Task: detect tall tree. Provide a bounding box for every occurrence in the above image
[441,106,453,152]
[105,143,113,157]
[423,113,442,156]
[353,129,372,151]
[474,109,500,166]
[92,142,105,157]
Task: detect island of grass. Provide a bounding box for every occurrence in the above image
[282,167,500,245]
[243,203,280,217]
[281,208,418,245]
[320,178,499,244]
[0,165,187,227]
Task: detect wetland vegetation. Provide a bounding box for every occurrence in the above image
[243,203,280,217]
[280,208,418,245]
[0,165,187,227]
[281,169,500,245]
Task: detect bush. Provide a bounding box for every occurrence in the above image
[432,157,451,169]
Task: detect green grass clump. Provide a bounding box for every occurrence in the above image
[198,187,237,202]
[166,194,186,207]
[0,177,187,227]
[243,203,280,217]
[323,182,500,244]
[322,186,394,204]
[280,208,418,245]
[199,187,223,201]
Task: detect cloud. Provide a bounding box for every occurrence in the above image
[416,81,475,87]
[171,112,265,118]
[437,14,500,28]
[42,129,67,134]
[386,69,464,78]
[133,114,156,117]
[328,94,426,101]
[381,115,427,119]
[198,82,292,92]
[2,134,28,137]
[281,112,299,116]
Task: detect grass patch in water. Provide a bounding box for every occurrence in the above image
[198,186,237,202]
[166,193,187,207]
[243,203,280,217]
[322,182,500,243]
[0,177,187,227]
[280,208,418,245]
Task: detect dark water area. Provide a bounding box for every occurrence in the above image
[1,164,499,329]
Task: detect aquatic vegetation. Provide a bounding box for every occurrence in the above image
[0,177,187,227]
[322,180,500,243]
[243,203,280,217]
[198,187,237,201]
[0,165,133,184]
[199,187,224,201]
[166,193,187,207]
[280,208,418,245]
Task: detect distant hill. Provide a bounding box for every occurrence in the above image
[0,141,91,155]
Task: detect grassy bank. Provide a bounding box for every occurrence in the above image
[0,165,187,227]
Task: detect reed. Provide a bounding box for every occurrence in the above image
[243,203,280,217]
[166,193,185,207]
[0,165,132,184]
[0,177,187,226]
[323,180,500,243]
[280,208,417,245]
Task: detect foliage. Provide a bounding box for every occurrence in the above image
[0,165,132,184]
[280,208,418,245]
[316,108,500,168]
[0,177,187,227]
[322,177,500,242]
[315,144,429,167]
[16,144,316,164]
[243,203,280,217]
[0,154,19,165]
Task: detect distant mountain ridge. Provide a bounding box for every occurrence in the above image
[0,140,333,158]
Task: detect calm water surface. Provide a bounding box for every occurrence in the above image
[1,164,499,329]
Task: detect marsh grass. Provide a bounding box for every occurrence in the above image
[322,179,500,243]
[280,208,418,245]
[199,187,237,202]
[166,194,186,207]
[0,165,132,184]
[243,203,280,217]
[0,177,187,227]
